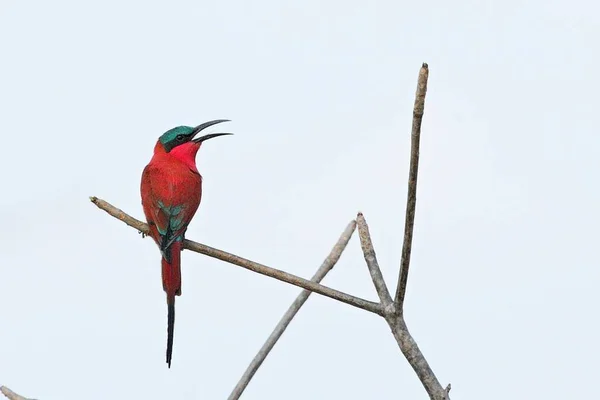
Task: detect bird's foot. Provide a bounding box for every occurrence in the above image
[139,230,147,238]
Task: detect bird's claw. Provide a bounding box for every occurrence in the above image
[139,231,147,238]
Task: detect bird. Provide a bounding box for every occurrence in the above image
[140,119,232,368]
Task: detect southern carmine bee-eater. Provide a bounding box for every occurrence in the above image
[140,119,232,368]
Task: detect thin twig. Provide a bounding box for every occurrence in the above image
[228,220,357,400]
[0,387,34,400]
[90,197,383,316]
[444,383,452,400]
[356,211,447,400]
[394,62,429,313]
[356,213,394,313]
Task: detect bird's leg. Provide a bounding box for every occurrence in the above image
[140,221,156,238]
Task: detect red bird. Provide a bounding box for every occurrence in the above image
[140,119,231,368]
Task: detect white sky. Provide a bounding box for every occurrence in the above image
[0,1,598,399]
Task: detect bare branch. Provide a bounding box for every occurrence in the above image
[355,211,447,400]
[384,63,448,399]
[356,213,394,312]
[1,387,34,400]
[394,62,430,312]
[228,220,357,400]
[90,197,383,316]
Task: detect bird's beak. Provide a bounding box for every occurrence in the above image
[191,119,233,143]
[193,132,233,144]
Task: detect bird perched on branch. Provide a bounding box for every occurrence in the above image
[140,119,232,368]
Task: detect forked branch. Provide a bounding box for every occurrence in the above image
[357,213,448,400]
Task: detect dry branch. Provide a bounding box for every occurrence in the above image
[357,213,447,400]
[357,213,394,312]
[0,387,34,400]
[90,197,382,316]
[394,62,429,312]
[228,220,357,400]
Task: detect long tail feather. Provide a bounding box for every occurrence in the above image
[166,297,175,368]
[162,241,182,368]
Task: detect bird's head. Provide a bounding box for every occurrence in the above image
[158,119,232,153]
[155,119,232,170]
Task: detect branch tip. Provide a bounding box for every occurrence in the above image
[443,383,452,399]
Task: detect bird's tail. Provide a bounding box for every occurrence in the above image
[162,241,182,368]
[166,297,175,368]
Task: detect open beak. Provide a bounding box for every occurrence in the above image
[191,119,233,143]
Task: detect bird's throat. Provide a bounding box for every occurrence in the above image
[167,142,201,172]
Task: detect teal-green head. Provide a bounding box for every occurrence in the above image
[158,119,232,153]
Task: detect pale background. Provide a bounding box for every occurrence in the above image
[1,1,598,399]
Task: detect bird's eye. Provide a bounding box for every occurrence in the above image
[176,134,185,141]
